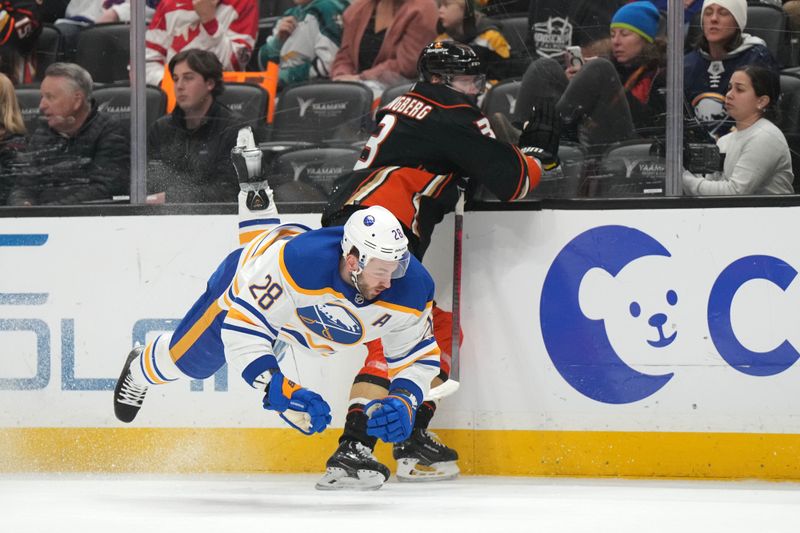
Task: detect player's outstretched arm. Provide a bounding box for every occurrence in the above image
[262,371,332,434]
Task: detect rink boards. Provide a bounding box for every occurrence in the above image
[2,207,800,478]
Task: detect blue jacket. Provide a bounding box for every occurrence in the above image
[684,34,779,135]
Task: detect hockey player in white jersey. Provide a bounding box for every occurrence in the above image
[112,128,441,490]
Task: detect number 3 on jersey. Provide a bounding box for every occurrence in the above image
[355,115,397,170]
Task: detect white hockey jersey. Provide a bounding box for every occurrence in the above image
[220,223,441,406]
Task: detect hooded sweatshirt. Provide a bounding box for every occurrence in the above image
[684,33,779,135]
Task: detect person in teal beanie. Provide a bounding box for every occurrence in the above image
[258,0,350,88]
[504,0,666,150]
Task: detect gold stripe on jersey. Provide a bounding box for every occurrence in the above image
[373,299,431,318]
[345,166,399,206]
[387,350,441,378]
[169,301,223,362]
[227,308,259,327]
[142,343,169,385]
[239,230,263,245]
[305,334,335,352]
[233,227,305,298]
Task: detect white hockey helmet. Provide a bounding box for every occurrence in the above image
[342,205,410,279]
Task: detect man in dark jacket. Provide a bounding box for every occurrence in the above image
[147,48,240,203]
[6,62,130,205]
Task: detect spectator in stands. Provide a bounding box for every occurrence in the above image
[0,72,27,204]
[683,65,793,195]
[6,63,129,205]
[256,0,349,89]
[527,0,626,60]
[0,0,45,85]
[147,49,239,203]
[786,1,800,37]
[504,1,666,149]
[97,0,159,23]
[145,0,258,87]
[54,0,106,61]
[331,0,437,92]
[685,0,779,137]
[435,0,511,83]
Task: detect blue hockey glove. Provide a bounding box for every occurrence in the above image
[365,391,416,443]
[263,372,331,435]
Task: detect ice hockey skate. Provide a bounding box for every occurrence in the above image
[315,440,391,491]
[113,346,148,423]
[393,429,460,482]
[231,126,272,211]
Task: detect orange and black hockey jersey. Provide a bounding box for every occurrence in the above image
[322,81,541,258]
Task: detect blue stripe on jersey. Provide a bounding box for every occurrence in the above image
[416,359,441,368]
[239,218,281,228]
[232,296,280,337]
[221,323,276,343]
[241,354,280,387]
[388,336,437,364]
[281,327,310,349]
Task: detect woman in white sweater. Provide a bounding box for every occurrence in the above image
[683,65,794,195]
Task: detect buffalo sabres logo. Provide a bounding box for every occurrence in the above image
[296,303,364,345]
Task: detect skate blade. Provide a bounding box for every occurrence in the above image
[315,467,386,491]
[396,458,460,482]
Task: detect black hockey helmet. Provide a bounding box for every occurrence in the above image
[417,41,483,83]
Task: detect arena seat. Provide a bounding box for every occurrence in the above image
[264,80,374,146]
[270,147,361,200]
[526,141,586,198]
[588,140,666,197]
[481,78,521,120]
[35,25,63,81]
[93,84,168,132]
[378,82,415,108]
[217,81,270,130]
[14,87,43,134]
[747,4,790,67]
[75,23,131,84]
[496,15,533,77]
[779,72,800,191]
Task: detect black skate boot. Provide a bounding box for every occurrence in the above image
[315,440,391,491]
[393,429,460,482]
[113,346,148,423]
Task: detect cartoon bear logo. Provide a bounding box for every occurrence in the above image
[540,226,676,404]
[579,255,680,376]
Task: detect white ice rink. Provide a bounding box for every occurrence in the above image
[2,474,799,533]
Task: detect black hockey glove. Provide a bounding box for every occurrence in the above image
[518,98,561,171]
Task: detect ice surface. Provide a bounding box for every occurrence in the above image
[1,474,799,533]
